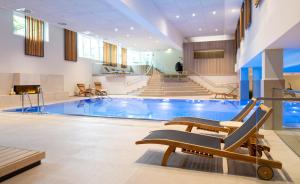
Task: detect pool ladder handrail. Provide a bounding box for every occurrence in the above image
[21,87,45,113]
[38,87,45,113]
[21,92,33,112]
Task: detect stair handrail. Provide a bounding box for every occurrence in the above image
[190,75,239,92]
[125,64,153,87]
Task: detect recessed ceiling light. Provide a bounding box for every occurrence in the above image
[83,31,92,35]
[130,26,134,30]
[198,28,202,31]
[175,15,180,19]
[192,13,196,17]
[231,9,238,13]
[215,28,219,32]
[114,28,119,32]
[16,8,32,14]
[212,11,217,15]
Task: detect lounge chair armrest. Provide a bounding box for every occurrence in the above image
[220,121,243,128]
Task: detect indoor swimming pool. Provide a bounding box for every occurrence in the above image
[5,98,300,128]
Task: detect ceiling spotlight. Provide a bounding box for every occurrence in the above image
[114,28,119,32]
[212,11,217,15]
[215,28,219,32]
[192,13,196,17]
[231,9,238,13]
[175,15,180,19]
[83,31,92,35]
[130,26,134,30]
[16,8,32,14]
[198,28,202,31]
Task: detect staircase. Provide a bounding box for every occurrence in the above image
[137,70,211,97]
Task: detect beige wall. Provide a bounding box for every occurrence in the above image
[183,40,236,75]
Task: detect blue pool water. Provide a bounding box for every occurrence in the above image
[5,98,300,128]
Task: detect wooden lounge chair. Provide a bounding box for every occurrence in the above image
[0,146,45,182]
[214,87,238,99]
[77,83,93,97]
[94,82,108,96]
[104,66,117,74]
[166,98,258,133]
[136,104,281,180]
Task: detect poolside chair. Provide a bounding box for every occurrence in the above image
[166,98,258,133]
[94,82,108,96]
[214,87,238,99]
[77,83,93,97]
[136,104,282,180]
[104,66,118,74]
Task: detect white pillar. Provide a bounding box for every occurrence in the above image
[261,49,284,130]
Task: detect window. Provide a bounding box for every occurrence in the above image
[13,13,49,42]
[78,33,103,61]
[127,49,153,65]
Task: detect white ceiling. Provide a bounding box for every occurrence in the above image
[0,0,170,50]
[151,0,243,38]
[0,0,243,50]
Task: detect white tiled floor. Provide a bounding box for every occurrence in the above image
[0,111,299,184]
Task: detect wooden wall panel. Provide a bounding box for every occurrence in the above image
[183,40,236,76]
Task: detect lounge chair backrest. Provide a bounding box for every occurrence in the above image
[104,67,110,72]
[94,82,102,90]
[224,104,272,151]
[77,84,86,91]
[231,98,257,121]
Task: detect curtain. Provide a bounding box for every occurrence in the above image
[103,42,117,66]
[236,20,241,48]
[239,4,245,39]
[25,16,44,57]
[111,44,117,67]
[64,29,77,61]
[103,42,111,65]
[121,48,127,68]
[244,0,252,29]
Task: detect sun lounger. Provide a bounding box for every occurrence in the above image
[94,82,108,96]
[77,83,93,97]
[166,98,257,133]
[136,104,281,180]
[214,87,238,99]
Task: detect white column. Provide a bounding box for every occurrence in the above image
[261,49,284,130]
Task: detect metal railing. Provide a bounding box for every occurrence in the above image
[21,87,45,113]
[190,75,238,92]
